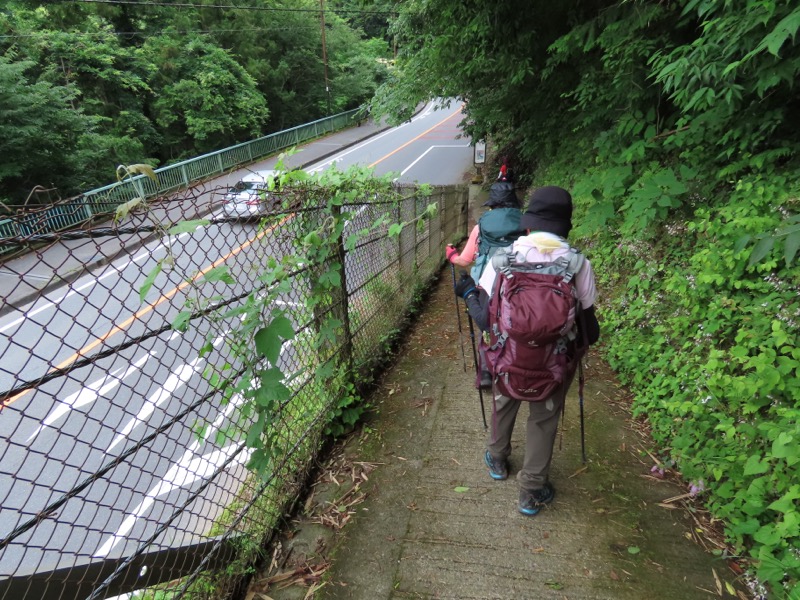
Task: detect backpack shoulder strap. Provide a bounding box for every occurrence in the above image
[561,247,585,284]
[491,245,585,282]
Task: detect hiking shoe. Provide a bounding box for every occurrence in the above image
[480,371,492,389]
[518,483,555,516]
[484,450,508,480]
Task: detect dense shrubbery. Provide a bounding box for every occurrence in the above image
[377,0,800,595]
[0,0,392,205]
[574,166,800,598]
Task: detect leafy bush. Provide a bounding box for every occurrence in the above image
[591,172,800,596]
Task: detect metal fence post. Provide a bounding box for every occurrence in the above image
[413,192,419,271]
[81,196,92,220]
[331,204,354,373]
[132,177,146,201]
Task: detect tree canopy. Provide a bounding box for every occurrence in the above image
[0,0,391,204]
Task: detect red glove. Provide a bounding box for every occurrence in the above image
[445,245,459,263]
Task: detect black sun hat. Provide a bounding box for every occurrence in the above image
[519,186,573,238]
[483,181,519,208]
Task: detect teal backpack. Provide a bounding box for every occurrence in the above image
[470,207,526,281]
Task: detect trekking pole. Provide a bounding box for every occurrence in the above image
[577,306,590,464]
[578,358,586,464]
[465,313,488,430]
[449,263,467,372]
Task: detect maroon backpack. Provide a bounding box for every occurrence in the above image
[483,248,585,402]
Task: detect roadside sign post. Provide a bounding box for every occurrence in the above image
[473,140,486,183]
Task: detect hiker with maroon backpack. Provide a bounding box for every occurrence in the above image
[454,186,600,516]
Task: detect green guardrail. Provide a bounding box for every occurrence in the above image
[0,108,362,254]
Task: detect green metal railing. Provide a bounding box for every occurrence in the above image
[0,109,361,254]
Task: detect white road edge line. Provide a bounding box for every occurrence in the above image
[0,232,192,334]
[400,145,471,177]
[307,102,448,173]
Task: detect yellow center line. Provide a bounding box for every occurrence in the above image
[5,105,462,408]
[368,109,461,168]
[4,215,291,407]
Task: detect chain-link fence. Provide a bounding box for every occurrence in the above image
[0,181,467,600]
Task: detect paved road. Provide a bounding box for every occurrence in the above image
[0,100,474,583]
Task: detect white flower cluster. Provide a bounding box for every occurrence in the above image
[664,221,687,235]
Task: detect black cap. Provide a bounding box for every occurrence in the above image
[483,181,519,208]
[519,186,573,237]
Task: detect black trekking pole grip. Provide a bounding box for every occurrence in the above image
[450,263,467,372]
[466,314,488,430]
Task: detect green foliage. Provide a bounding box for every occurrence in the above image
[0,56,99,201]
[737,214,800,268]
[118,164,158,183]
[602,195,799,596]
[570,163,800,597]
[149,163,436,487]
[325,18,391,113]
[331,0,396,43]
[167,219,210,235]
[143,35,270,158]
[138,259,162,303]
[254,316,295,365]
[325,381,363,438]
[0,0,392,202]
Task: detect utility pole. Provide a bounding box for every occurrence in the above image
[320,0,332,115]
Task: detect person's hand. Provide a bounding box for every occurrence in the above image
[445,244,459,263]
[454,272,476,299]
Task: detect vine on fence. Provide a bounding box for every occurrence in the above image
[139,163,435,477]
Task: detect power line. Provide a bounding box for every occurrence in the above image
[0,26,319,40]
[53,0,397,15]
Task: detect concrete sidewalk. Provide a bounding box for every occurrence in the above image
[247,205,745,600]
[0,116,392,313]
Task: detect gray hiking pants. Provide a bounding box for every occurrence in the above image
[486,370,574,492]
